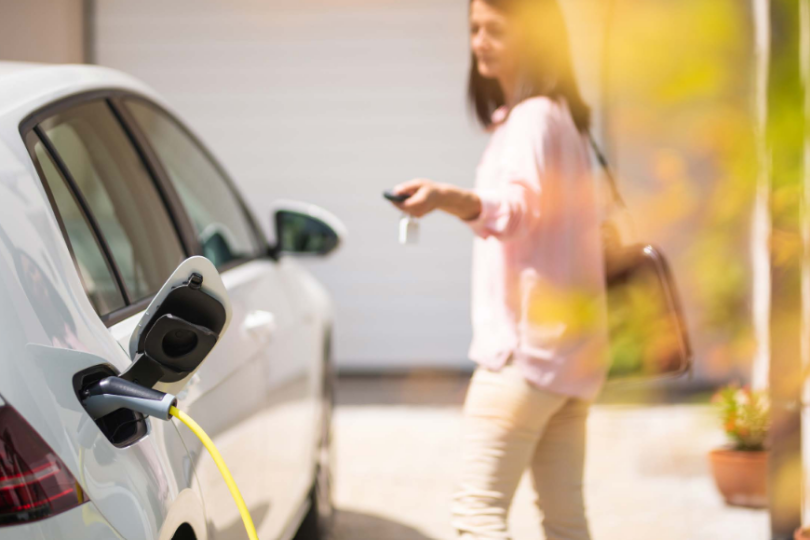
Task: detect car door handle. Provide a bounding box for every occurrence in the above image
[243,310,277,339]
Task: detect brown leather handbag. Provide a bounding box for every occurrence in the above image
[591,138,693,380]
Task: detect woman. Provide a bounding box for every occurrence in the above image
[388,0,608,538]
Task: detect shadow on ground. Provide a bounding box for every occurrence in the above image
[332,509,436,540]
[337,371,716,407]
[336,371,471,407]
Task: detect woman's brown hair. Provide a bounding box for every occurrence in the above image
[468,0,591,133]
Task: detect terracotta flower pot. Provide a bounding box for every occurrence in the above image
[709,448,768,508]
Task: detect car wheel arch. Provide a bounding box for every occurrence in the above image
[171,523,197,540]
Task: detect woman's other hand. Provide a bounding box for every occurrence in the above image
[392,179,442,218]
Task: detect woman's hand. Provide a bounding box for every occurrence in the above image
[390,179,483,221]
[391,179,443,218]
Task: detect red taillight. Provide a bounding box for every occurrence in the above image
[0,404,87,526]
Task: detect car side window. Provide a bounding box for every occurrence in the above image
[125,100,262,269]
[39,100,185,304]
[28,133,126,315]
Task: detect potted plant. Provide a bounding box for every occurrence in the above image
[709,384,770,508]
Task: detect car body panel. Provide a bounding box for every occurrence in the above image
[113,257,318,539]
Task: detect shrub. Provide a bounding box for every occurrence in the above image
[712,384,769,451]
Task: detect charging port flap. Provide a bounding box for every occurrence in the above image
[122,257,232,390]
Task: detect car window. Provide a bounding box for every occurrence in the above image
[125,100,262,268]
[29,134,126,315]
[39,100,184,303]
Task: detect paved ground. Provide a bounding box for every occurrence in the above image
[331,375,769,540]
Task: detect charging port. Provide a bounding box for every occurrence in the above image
[73,365,148,448]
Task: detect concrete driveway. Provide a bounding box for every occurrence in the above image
[331,375,768,540]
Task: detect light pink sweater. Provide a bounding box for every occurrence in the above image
[466,96,609,401]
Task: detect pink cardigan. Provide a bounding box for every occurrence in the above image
[466,97,609,401]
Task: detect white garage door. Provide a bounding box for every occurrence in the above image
[92,0,605,371]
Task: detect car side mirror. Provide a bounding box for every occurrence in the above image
[273,201,346,257]
[120,256,232,389]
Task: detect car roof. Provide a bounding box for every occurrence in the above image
[0,61,47,79]
[0,61,164,124]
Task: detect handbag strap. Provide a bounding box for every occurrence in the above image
[588,133,626,210]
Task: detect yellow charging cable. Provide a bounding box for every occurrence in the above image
[169,406,259,540]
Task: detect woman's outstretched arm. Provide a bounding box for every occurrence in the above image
[392,177,541,240]
[392,180,482,221]
[391,100,556,238]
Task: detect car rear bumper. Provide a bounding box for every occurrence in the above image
[0,502,121,540]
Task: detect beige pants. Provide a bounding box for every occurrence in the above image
[452,365,591,540]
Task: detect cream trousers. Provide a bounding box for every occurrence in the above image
[452,365,591,540]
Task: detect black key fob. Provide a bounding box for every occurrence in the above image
[383,190,411,203]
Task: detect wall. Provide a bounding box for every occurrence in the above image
[0,0,85,63]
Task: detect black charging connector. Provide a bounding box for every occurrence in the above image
[81,376,177,422]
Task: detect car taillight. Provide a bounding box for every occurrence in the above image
[0,403,87,526]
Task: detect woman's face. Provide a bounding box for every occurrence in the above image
[470,0,521,83]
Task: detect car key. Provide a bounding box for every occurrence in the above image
[383,190,411,203]
[383,190,419,245]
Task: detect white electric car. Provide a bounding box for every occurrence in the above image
[0,62,343,540]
